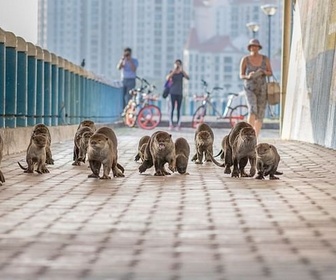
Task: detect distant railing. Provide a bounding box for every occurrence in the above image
[0,28,123,128]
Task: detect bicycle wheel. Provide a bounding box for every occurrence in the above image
[137,105,161,130]
[192,105,206,128]
[229,105,248,127]
[124,106,137,127]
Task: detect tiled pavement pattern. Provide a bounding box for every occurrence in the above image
[0,127,336,280]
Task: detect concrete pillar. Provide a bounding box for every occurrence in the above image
[0,28,6,127]
[51,54,58,126]
[5,31,17,128]
[43,49,52,126]
[36,46,44,124]
[27,43,37,126]
[16,37,28,127]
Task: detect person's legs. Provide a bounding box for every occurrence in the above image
[170,95,177,128]
[245,88,257,128]
[255,85,267,137]
[123,79,136,108]
[176,95,183,129]
[248,113,256,127]
[122,84,128,109]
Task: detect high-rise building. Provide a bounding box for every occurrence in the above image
[38,0,193,85]
[184,0,282,98]
[38,0,282,116]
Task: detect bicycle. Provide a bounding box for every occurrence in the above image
[123,77,162,130]
[192,80,248,128]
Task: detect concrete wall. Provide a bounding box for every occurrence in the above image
[282,0,336,149]
[1,125,78,155]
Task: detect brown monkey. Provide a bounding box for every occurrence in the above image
[255,143,282,180]
[191,123,214,164]
[135,135,150,162]
[139,131,175,176]
[175,137,190,175]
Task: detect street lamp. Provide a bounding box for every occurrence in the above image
[261,4,277,58]
[246,22,260,38]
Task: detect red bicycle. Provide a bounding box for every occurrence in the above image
[192,80,248,128]
[123,77,161,130]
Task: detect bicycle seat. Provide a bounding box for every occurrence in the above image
[227,92,239,97]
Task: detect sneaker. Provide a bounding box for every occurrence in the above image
[169,125,174,131]
[176,125,181,131]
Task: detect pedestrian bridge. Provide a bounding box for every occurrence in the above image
[1,0,336,278]
[0,126,335,280]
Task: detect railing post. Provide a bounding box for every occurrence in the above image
[58,57,65,125]
[27,43,37,126]
[5,32,17,128]
[64,60,71,124]
[16,37,28,127]
[69,63,76,125]
[43,49,52,126]
[0,28,6,127]
[79,68,86,121]
[36,46,44,124]
[74,65,80,124]
[51,54,58,126]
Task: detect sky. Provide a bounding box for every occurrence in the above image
[0,0,38,44]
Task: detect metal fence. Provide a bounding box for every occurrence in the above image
[0,28,123,128]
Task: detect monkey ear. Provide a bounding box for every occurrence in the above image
[269,145,272,149]
[169,134,172,138]
[106,137,109,141]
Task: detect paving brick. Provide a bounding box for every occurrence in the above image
[0,127,336,279]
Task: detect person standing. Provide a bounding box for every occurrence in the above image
[240,39,273,137]
[117,47,139,108]
[166,59,189,131]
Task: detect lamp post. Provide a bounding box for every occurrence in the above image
[261,4,277,58]
[246,22,260,38]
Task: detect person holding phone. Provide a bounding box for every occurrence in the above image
[240,39,273,137]
[117,47,139,108]
[165,59,189,131]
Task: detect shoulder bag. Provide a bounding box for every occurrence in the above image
[266,75,281,105]
[162,79,173,99]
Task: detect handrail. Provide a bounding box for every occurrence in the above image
[0,27,123,128]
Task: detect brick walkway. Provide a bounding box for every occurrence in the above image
[0,127,336,280]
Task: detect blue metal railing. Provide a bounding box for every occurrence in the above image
[0,28,123,128]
